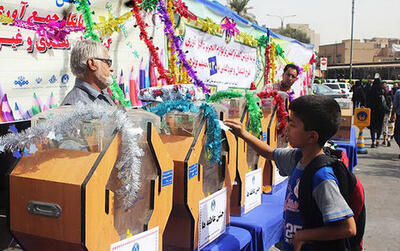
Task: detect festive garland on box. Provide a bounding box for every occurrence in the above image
[257,90,288,135]
[144,99,221,163]
[166,0,179,82]
[207,90,262,137]
[138,84,206,102]
[0,103,144,209]
[157,0,210,93]
[245,92,263,137]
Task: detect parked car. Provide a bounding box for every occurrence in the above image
[313,84,348,99]
[323,83,350,98]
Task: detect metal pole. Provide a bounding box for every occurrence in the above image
[349,0,355,83]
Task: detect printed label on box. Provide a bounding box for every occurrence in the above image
[110,226,159,251]
[244,168,262,214]
[161,169,173,187]
[188,163,198,179]
[198,187,227,250]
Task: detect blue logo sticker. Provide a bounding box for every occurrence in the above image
[132,243,139,251]
[49,75,57,84]
[161,169,173,187]
[188,163,198,179]
[14,76,29,87]
[357,111,368,122]
[211,199,216,211]
[35,77,42,84]
[61,74,69,84]
[208,56,217,76]
[262,132,267,141]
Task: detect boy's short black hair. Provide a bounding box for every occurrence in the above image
[289,95,341,147]
[284,64,300,76]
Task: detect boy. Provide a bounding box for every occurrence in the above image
[224,95,356,251]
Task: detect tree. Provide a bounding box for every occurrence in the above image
[227,0,258,24]
[278,27,310,44]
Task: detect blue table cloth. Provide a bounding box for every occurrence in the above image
[333,126,358,172]
[230,180,287,251]
[201,225,252,251]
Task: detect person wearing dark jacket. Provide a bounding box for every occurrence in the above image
[351,80,366,109]
[367,78,388,148]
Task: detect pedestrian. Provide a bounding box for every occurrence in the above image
[61,40,116,106]
[351,80,366,109]
[393,86,400,158]
[381,82,393,146]
[367,78,388,148]
[225,95,356,251]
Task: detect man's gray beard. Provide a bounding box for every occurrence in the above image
[104,76,113,86]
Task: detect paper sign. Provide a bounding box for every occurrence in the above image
[244,168,262,214]
[110,227,159,251]
[198,187,227,250]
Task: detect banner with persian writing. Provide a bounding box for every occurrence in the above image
[182,26,257,90]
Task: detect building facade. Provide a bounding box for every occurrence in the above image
[318,38,400,80]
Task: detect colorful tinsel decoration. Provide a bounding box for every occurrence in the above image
[245,92,263,137]
[257,90,288,135]
[145,99,221,163]
[109,77,131,107]
[131,0,175,85]
[207,90,262,137]
[95,11,132,37]
[235,32,257,47]
[75,0,100,41]
[196,17,221,35]
[13,19,84,42]
[0,14,14,24]
[221,17,239,37]
[269,42,276,83]
[173,0,197,20]
[166,0,179,83]
[139,0,161,12]
[257,35,268,48]
[264,42,270,85]
[157,0,210,93]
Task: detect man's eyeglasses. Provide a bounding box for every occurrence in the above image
[93,57,112,67]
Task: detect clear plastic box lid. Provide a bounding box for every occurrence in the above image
[30,106,116,153]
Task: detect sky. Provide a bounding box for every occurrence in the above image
[216,0,400,45]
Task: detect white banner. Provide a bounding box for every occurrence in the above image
[182,26,257,90]
[110,226,159,251]
[198,187,227,250]
[244,168,262,214]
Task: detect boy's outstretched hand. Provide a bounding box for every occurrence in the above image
[224,119,246,138]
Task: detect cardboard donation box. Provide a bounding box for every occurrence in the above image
[8,108,174,251]
[161,109,230,251]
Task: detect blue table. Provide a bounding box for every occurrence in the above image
[333,126,358,172]
[230,180,287,251]
[202,225,252,251]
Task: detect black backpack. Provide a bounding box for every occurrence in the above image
[297,153,366,251]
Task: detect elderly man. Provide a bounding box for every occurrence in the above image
[61,40,115,106]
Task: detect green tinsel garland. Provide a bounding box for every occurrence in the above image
[75,0,100,41]
[109,77,131,107]
[207,90,263,137]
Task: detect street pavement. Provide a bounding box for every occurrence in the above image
[354,128,400,251]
